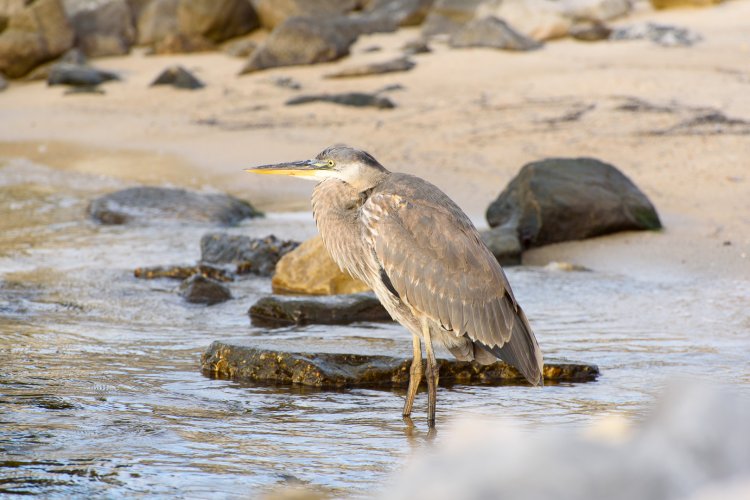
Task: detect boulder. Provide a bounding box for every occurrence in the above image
[0,0,74,78]
[250,0,360,30]
[47,62,119,87]
[325,56,415,78]
[286,92,396,109]
[239,16,356,74]
[150,65,204,89]
[63,0,135,57]
[271,236,370,295]
[249,292,392,327]
[202,342,600,388]
[135,0,179,46]
[479,225,522,266]
[421,0,484,36]
[134,264,233,282]
[177,0,259,44]
[88,186,261,225]
[486,158,661,249]
[449,16,542,51]
[179,274,231,305]
[200,233,299,276]
[365,0,435,27]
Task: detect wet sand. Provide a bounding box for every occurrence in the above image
[1,1,749,280]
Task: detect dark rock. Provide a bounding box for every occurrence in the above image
[150,65,204,89]
[610,23,702,47]
[286,92,395,109]
[449,16,542,51]
[177,0,259,44]
[480,225,522,266]
[402,38,431,54]
[223,37,257,58]
[325,56,415,79]
[486,158,662,249]
[63,0,135,57]
[366,0,435,27]
[134,264,233,282]
[569,21,612,42]
[421,0,484,37]
[135,0,179,46]
[239,16,356,74]
[202,342,600,388]
[179,275,231,305]
[0,0,74,78]
[251,0,360,30]
[200,233,299,276]
[47,63,119,87]
[88,186,261,225]
[249,292,392,327]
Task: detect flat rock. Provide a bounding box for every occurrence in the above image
[286,92,395,109]
[150,65,204,89]
[88,186,261,225]
[47,62,119,87]
[0,0,74,78]
[271,236,370,295]
[486,157,662,249]
[134,264,233,282]
[200,233,299,276]
[479,225,522,266]
[325,57,415,78]
[63,0,135,57]
[249,292,392,327]
[449,16,542,51]
[202,342,600,388]
[179,274,231,305]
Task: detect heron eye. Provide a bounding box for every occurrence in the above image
[327,160,335,168]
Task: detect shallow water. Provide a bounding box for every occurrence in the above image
[1,158,749,498]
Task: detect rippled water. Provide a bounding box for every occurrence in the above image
[1,157,749,498]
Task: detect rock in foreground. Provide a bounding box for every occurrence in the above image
[486,158,661,248]
[272,236,369,295]
[249,292,392,327]
[88,187,261,225]
[202,342,599,388]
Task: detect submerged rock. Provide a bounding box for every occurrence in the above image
[249,292,391,327]
[286,92,396,109]
[134,264,233,282]
[150,65,204,89]
[486,158,661,249]
[479,226,522,266]
[179,274,231,305]
[272,236,369,295]
[325,57,415,78]
[47,63,119,87]
[202,342,600,388]
[88,187,261,225]
[200,233,299,276]
[449,16,542,51]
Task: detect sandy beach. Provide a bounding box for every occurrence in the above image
[1,1,749,281]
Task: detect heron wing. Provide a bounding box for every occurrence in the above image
[362,179,543,385]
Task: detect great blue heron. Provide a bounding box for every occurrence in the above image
[247,145,543,427]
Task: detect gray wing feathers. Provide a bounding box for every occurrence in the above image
[363,180,543,385]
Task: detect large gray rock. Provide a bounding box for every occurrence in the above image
[250,0,359,30]
[179,274,231,305]
[0,0,74,78]
[202,342,600,388]
[239,16,356,74]
[63,0,136,57]
[486,158,662,248]
[177,0,259,44]
[200,233,299,276]
[88,187,261,225]
[449,16,542,51]
[365,0,435,27]
[249,292,392,327]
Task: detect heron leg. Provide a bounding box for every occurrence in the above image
[402,334,423,417]
[423,322,438,428]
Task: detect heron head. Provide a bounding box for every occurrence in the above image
[245,145,389,190]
